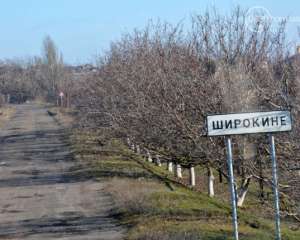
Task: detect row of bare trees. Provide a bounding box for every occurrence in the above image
[75,8,300,211]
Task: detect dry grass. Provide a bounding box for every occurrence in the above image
[69,129,300,239]
[133,231,201,240]
[105,178,164,215]
[0,106,15,128]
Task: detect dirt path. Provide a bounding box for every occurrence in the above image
[0,104,125,240]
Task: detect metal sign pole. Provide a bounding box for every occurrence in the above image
[206,110,291,240]
[225,136,239,240]
[269,134,281,240]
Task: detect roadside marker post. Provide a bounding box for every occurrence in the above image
[206,111,292,240]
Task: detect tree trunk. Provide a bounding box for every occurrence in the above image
[67,93,71,108]
[258,157,264,200]
[237,176,252,207]
[136,145,141,154]
[189,166,196,187]
[60,96,64,107]
[236,158,242,175]
[146,150,153,163]
[156,155,162,167]
[126,138,131,147]
[218,169,223,183]
[176,164,182,178]
[208,166,215,197]
[167,162,173,172]
[131,143,135,151]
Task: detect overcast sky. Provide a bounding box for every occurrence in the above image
[1,0,300,64]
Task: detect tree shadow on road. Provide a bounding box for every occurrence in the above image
[0,212,124,239]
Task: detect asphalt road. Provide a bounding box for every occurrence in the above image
[0,104,125,240]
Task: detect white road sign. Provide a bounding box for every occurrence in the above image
[207,111,291,136]
[59,92,64,97]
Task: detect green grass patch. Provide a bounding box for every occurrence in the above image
[70,129,300,240]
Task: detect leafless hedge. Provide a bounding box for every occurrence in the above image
[74,8,300,212]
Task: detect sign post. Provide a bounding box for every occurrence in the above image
[207,111,291,136]
[269,134,281,240]
[207,110,291,240]
[225,136,239,240]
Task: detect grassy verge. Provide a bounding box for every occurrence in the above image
[68,128,300,240]
[49,107,300,239]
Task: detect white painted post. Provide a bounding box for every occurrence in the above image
[146,150,153,163]
[126,138,131,147]
[189,166,196,187]
[131,143,135,151]
[156,155,162,167]
[167,162,173,172]
[136,145,141,154]
[176,164,182,178]
[208,167,215,197]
